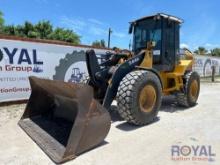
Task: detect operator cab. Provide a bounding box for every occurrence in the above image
[129,13,183,71]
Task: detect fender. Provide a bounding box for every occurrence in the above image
[102,53,145,109]
[135,66,163,89]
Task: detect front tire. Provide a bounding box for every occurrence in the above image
[116,70,162,125]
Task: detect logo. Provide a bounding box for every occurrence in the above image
[53,51,87,83]
[203,59,212,77]
[171,145,216,162]
[67,67,85,83]
[128,57,140,65]
[0,49,3,62]
[0,47,43,73]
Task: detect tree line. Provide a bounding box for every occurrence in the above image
[193,46,220,57]
[0,11,107,47]
[0,12,80,44]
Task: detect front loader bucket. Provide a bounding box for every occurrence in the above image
[18,76,111,164]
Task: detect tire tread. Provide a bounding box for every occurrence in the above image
[116,70,161,125]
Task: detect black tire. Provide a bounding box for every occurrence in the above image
[176,71,200,107]
[116,70,162,125]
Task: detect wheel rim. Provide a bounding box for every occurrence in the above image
[139,84,156,113]
[189,79,199,102]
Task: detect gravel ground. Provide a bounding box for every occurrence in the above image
[0,83,219,165]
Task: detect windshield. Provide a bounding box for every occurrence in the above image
[133,19,161,53]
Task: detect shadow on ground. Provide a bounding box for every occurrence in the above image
[115,117,160,131]
[160,95,198,112]
[109,105,160,132]
[109,95,193,131]
[63,141,109,165]
[160,95,186,113]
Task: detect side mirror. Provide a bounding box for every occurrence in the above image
[128,24,133,34]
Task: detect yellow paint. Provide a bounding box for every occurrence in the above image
[140,50,152,68]
[139,84,156,113]
[159,60,192,94]
[189,79,199,102]
[173,60,192,75]
[119,58,125,64]
[120,41,194,95]
[140,41,155,68]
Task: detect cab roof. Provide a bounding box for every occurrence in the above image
[131,13,183,24]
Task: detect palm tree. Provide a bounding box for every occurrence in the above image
[92,39,106,48]
[211,48,220,57]
[0,11,4,28]
[194,47,208,55]
[35,20,53,39]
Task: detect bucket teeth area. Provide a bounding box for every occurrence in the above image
[19,76,111,163]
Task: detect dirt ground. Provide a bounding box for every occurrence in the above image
[0,83,219,165]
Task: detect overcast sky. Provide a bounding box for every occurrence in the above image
[0,0,219,50]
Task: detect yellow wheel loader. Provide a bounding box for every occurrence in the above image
[19,13,200,163]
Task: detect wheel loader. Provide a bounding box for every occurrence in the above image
[18,13,200,163]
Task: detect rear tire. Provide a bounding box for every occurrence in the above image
[176,71,200,107]
[116,70,162,125]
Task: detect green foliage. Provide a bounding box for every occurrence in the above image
[194,47,208,55]
[0,11,4,34]
[92,39,106,48]
[211,48,220,57]
[100,39,105,47]
[0,11,4,27]
[35,21,53,39]
[0,11,81,44]
[49,28,80,44]
[2,25,16,35]
[194,46,220,57]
